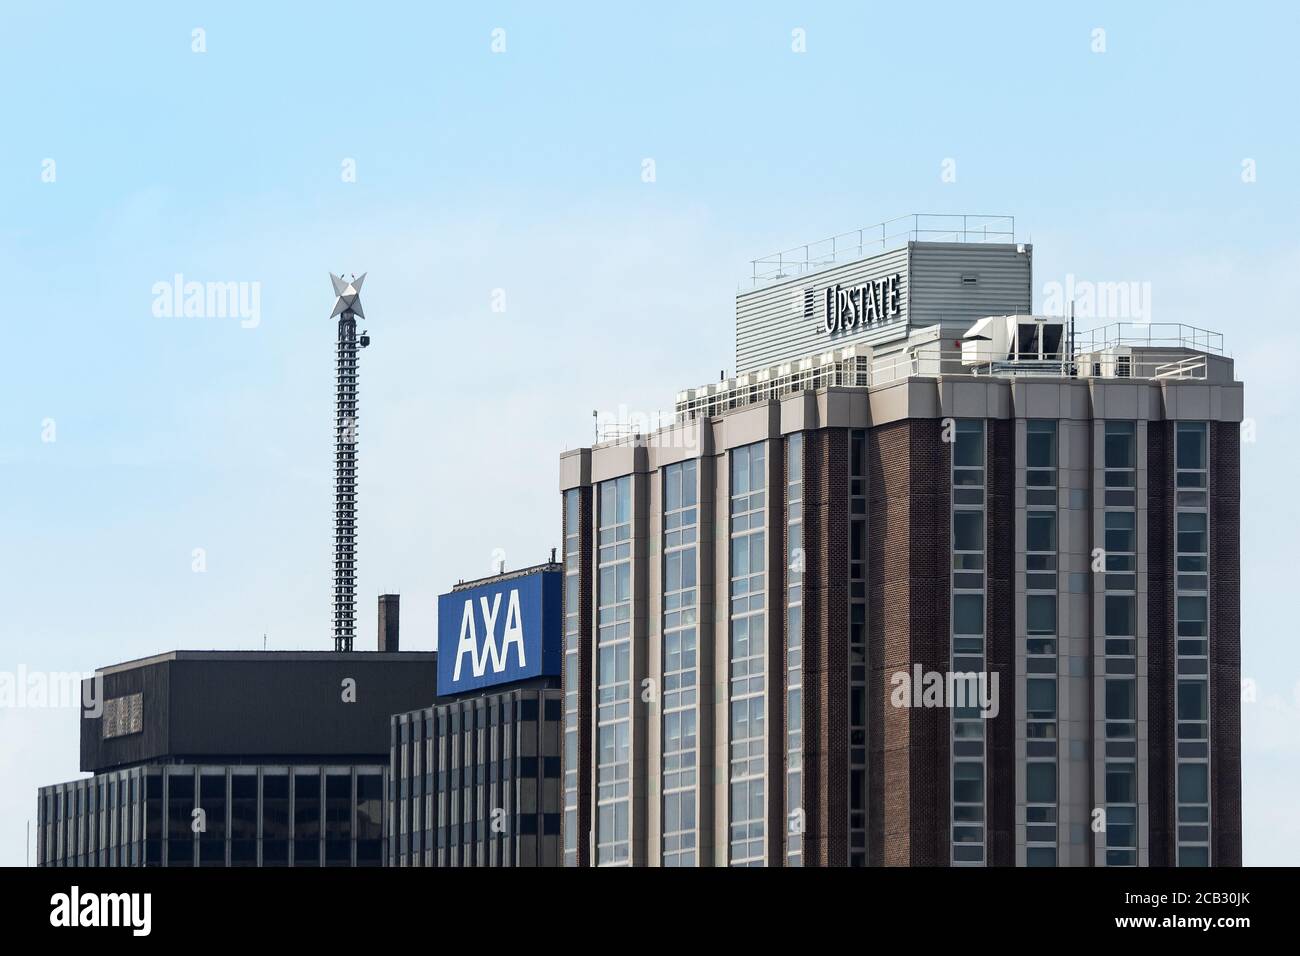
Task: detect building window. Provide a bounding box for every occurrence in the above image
[662,460,699,866]
[102,693,143,739]
[293,769,321,867]
[165,769,194,867]
[729,441,767,866]
[595,475,632,866]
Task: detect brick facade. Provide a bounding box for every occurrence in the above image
[1210,422,1242,866]
[1146,422,1176,865]
[867,419,950,865]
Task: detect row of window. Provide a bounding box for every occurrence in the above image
[1102,421,1140,867]
[730,443,768,865]
[563,488,582,866]
[595,475,633,865]
[41,767,384,867]
[1025,420,1059,866]
[785,434,804,865]
[951,420,987,865]
[663,459,700,866]
[848,430,868,865]
[1174,422,1211,867]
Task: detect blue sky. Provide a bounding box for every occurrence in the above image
[1,2,1297,866]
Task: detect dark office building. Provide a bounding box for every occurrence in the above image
[389,562,565,866]
[37,649,437,867]
[390,686,563,867]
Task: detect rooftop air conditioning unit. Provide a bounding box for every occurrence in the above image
[1076,346,1134,379]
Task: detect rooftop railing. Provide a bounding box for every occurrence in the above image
[746,213,1015,288]
[1072,322,1223,355]
[672,328,1226,424]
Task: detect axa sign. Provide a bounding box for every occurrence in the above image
[436,568,561,695]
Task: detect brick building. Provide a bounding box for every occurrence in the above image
[558,216,1242,866]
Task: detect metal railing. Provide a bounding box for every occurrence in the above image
[673,340,1220,423]
[1072,322,1223,355]
[747,214,1015,287]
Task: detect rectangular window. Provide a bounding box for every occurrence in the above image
[1026,763,1056,803]
[1026,594,1056,635]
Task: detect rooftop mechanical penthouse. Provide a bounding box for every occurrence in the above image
[559,215,1242,867]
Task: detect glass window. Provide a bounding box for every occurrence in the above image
[953,762,983,803]
[953,511,983,552]
[1177,596,1208,637]
[1105,679,1136,721]
[1178,763,1209,804]
[1105,595,1135,637]
[1026,763,1056,803]
[954,420,984,468]
[1026,512,1056,552]
[1026,419,1057,486]
[1178,680,1207,722]
[293,771,321,867]
[953,594,984,635]
[1104,422,1135,469]
[1026,679,1056,718]
[1105,511,1136,553]
[1177,512,1207,554]
[1176,422,1206,471]
[1026,594,1056,635]
[1106,763,1136,803]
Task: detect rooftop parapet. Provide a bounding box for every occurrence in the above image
[673,319,1234,424]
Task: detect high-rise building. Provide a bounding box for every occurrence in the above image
[388,562,564,866]
[559,215,1242,866]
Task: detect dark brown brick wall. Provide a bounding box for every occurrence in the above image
[1210,422,1242,866]
[985,420,1015,866]
[802,429,849,865]
[1146,422,1176,866]
[867,419,950,866]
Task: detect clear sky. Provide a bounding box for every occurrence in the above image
[2,1,1297,866]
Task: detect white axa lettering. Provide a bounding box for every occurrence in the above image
[452,588,527,681]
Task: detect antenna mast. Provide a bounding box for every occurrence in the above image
[329,273,370,651]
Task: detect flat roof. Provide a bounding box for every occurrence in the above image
[451,561,561,593]
[95,649,437,676]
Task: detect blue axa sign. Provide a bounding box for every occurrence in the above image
[437,568,561,695]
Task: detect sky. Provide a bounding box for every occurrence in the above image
[1,1,1297,866]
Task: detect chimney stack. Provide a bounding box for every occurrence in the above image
[377,594,400,652]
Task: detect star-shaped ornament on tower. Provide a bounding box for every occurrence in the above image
[329,272,366,319]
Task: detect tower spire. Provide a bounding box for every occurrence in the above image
[329,272,369,651]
